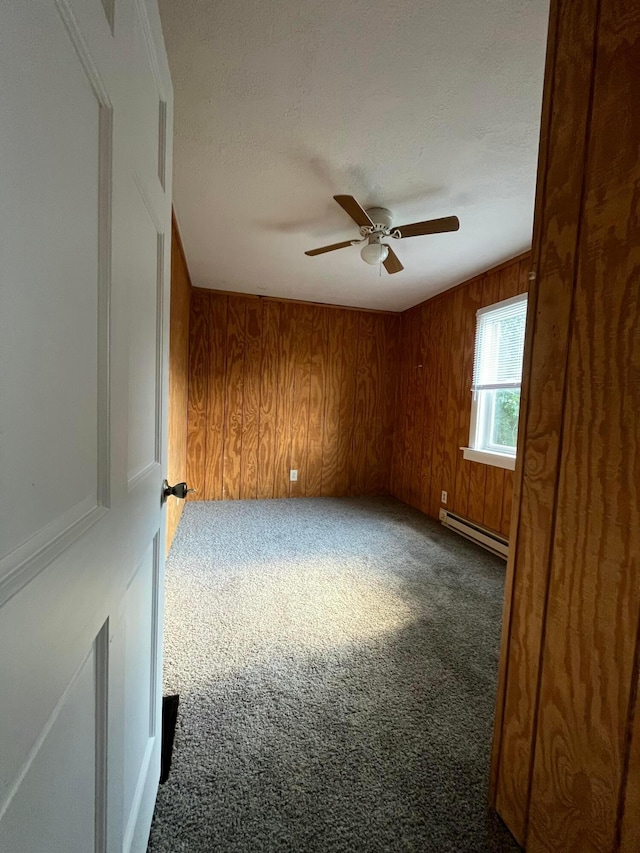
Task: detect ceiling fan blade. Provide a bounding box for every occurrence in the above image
[333,195,374,228]
[305,240,354,256]
[383,246,404,274]
[396,215,460,239]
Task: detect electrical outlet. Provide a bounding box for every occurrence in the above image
[290,469,298,482]
[441,490,448,504]
[439,508,447,522]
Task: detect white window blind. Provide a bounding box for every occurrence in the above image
[472,294,528,393]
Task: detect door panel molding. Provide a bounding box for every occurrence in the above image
[97,102,114,509]
[0,0,115,603]
[148,532,161,739]
[54,0,113,108]
[155,231,166,470]
[0,502,107,609]
[54,8,113,510]
[0,640,96,823]
[121,536,160,852]
[94,620,109,853]
[133,0,169,101]
[127,461,161,495]
[126,174,165,486]
[122,738,155,853]
[132,170,165,234]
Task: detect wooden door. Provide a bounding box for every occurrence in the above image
[0,2,172,851]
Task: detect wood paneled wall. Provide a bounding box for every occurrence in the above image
[186,291,398,501]
[390,255,530,535]
[492,1,640,849]
[165,216,191,552]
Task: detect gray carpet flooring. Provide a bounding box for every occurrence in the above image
[147,497,520,853]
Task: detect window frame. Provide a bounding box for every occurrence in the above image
[462,293,528,470]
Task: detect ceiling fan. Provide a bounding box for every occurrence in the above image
[305,195,460,274]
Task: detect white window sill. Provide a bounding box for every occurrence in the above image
[461,447,516,470]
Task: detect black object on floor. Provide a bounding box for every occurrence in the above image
[160,694,179,784]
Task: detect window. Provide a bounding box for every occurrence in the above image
[463,293,527,470]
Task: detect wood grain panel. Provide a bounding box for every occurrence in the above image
[320,310,345,497]
[380,313,400,495]
[482,471,504,534]
[257,301,280,499]
[306,307,328,498]
[366,313,384,496]
[442,288,465,513]
[166,216,191,552]
[289,305,313,498]
[350,313,367,495]
[370,314,388,495]
[203,294,227,501]
[399,309,419,505]
[518,260,530,297]
[273,303,295,498]
[390,311,408,499]
[240,300,263,499]
[408,308,424,506]
[407,311,427,508]
[336,311,359,497]
[187,292,396,503]
[419,304,436,514]
[498,260,521,302]
[185,290,209,504]
[368,313,390,496]
[527,0,640,845]
[222,297,246,500]
[500,472,514,538]
[424,301,440,517]
[352,312,375,495]
[494,0,601,840]
[466,462,488,525]
[429,298,450,518]
[406,308,424,512]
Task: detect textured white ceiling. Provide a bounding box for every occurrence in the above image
[159,0,549,311]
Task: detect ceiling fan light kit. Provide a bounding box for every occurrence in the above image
[360,238,389,265]
[305,195,460,275]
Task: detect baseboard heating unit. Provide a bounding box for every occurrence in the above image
[440,511,509,560]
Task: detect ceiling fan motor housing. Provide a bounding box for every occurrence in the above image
[365,207,394,230]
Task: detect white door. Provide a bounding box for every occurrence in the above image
[0,2,172,852]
